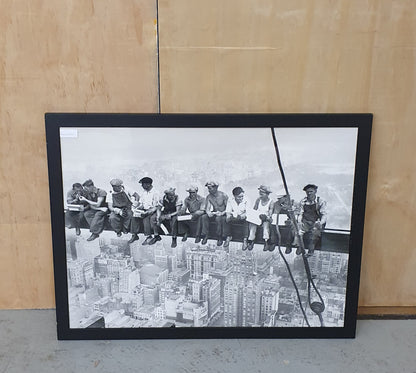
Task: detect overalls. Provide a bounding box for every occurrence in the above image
[109,191,133,234]
[301,199,325,251]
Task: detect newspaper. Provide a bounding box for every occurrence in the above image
[67,204,84,212]
[246,208,261,226]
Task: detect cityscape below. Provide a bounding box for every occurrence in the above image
[66,229,348,329]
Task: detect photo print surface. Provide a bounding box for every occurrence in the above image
[60,126,357,329]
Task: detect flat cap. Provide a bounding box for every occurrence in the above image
[82,179,94,187]
[139,177,153,184]
[303,184,318,191]
[164,187,176,195]
[110,178,123,186]
[258,185,272,194]
[186,185,198,193]
[205,181,219,187]
[275,186,287,199]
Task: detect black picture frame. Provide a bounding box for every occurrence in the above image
[45,113,372,340]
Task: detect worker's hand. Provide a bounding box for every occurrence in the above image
[259,214,268,222]
[314,221,322,229]
[113,208,121,215]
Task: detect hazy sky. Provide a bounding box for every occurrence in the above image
[60,127,357,167]
[60,126,358,229]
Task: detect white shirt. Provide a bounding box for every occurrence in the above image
[137,188,160,210]
[226,197,250,217]
[255,198,273,214]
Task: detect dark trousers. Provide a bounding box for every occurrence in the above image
[65,211,83,228]
[131,212,158,236]
[159,214,178,236]
[270,220,297,247]
[109,209,133,234]
[301,221,326,251]
[200,214,226,238]
[224,217,249,238]
[269,224,281,245]
[83,209,107,235]
[179,214,203,237]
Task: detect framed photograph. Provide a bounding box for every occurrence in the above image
[45,113,372,339]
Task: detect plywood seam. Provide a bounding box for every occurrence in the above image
[160,47,283,50]
[156,0,161,113]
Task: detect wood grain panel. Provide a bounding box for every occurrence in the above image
[0,0,158,308]
[360,0,416,306]
[1,0,416,310]
[358,306,416,318]
[0,224,55,308]
[159,0,416,306]
[159,0,379,112]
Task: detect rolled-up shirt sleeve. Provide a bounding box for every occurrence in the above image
[67,190,76,204]
[152,191,160,208]
[105,192,112,205]
[97,189,107,199]
[319,199,327,225]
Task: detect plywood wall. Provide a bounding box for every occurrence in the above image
[1,0,415,309]
[158,0,416,308]
[0,0,158,308]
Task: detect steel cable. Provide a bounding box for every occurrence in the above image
[270,127,325,327]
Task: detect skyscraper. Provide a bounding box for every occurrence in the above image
[260,288,279,323]
[189,276,221,319]
[329,253,343,274]
[155,254,169,270]
[190,278,206,302]
[207,277,221,318]
[168,268,191,285]
[186,248,227,279]
[241,279,261,326]
[229,251,256,278]
[143,285,159,306]
[119,267,141,294]
[139,264,168,286]
[224,276,243,327]
[83,261,94,289]
[66,236,77,260]
[67,260,84,287]
[168,255,178,272]
[165,294,182,320]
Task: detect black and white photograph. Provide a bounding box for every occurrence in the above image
[46,114,372,339]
